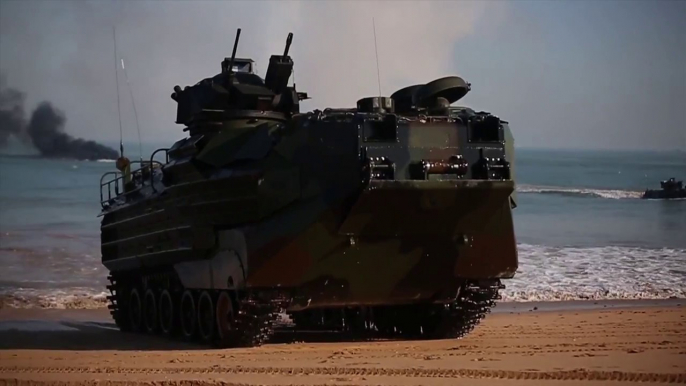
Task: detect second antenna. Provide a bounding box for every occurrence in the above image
[373,17,382,97]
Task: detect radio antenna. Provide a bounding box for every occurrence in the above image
[121,58,142,162]
[372,17,382,97]
[112,26,124,158]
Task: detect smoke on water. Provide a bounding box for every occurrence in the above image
[0,77,118,161]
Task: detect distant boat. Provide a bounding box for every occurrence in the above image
[642,178,686,199]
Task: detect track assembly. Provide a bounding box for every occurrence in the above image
[107,274,500,347]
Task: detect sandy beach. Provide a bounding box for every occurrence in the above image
[0,301,684,386]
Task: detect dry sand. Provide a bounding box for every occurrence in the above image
[0,303,684,386]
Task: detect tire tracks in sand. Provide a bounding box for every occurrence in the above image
[1,366,685,383]
[2,306,684,385]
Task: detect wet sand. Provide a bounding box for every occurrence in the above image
[0,301,684,385]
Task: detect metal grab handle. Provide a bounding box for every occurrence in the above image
[99,152,168,208]
[149,148,169,193]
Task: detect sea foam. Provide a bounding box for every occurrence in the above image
[502,244,686,301]
[517,184,644,199]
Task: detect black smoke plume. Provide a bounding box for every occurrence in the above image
[0,77,119,161]
[27,102,119,160]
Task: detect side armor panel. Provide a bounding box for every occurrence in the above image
[174,230,249,290]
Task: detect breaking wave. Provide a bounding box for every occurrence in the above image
[517,184,644,199]
[0,288,108,310]
[501,244,686,302]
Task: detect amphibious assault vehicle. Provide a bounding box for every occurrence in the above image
[642,178,686,200]
[99,29,518,347]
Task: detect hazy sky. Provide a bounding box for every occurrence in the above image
[1,0,684,151]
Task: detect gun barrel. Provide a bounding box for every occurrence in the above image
[283,32,293,57]
[228,28,242,73]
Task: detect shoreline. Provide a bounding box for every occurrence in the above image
[1,297,683,322]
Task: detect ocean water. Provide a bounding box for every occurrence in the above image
[0,146,684,308]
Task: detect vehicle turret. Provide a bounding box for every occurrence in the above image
[390,76,471,116]
[170,29,309,134]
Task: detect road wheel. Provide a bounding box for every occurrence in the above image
[216,291,236,347]
[158,289,175,336]
[180,290,196,339]
[144,289,159,333]
[128,288,143,332]
[197,291,215,343]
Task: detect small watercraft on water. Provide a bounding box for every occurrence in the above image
[642,178,686,199]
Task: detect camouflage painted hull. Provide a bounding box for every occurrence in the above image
[250,179,517,309]
[102,180,516,303]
